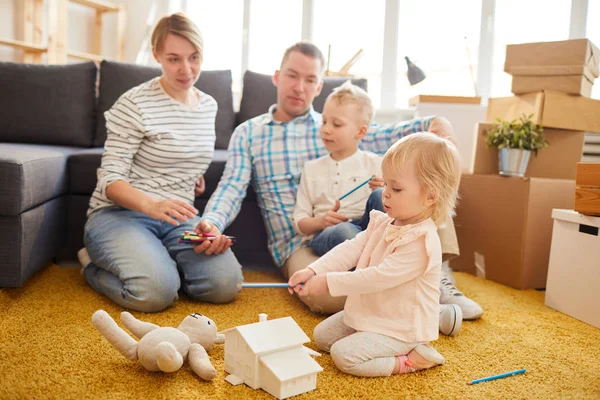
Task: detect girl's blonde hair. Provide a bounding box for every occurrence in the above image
[382,132,461,225]
[327,80,374,125]
[151,12,204,59]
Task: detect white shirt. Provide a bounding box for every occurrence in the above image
[88,77,217,215]
[293,149,382,235]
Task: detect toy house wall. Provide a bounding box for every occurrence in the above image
[260,364,282,399]
[280,374,317,399]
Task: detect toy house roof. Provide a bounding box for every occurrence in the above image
[260,346,323,381]
[221,316,310,354]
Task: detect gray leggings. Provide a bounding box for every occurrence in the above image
[313,311,424,377]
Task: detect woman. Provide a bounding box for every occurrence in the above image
[79,13,242,312]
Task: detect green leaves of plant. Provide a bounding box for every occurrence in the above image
[485,114,549,156]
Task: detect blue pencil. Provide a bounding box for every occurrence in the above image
[467,369,526,385]
[240,282,289,288]
[338,176,374,201]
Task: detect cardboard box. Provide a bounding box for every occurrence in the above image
[545,209,600,328]
[575,163,600,216]
[486,91,600,133]
[408,95,481,106]
[451,174,575,289]
[511,74,593,97]
[504,39,600,81]
[472,123,587,180]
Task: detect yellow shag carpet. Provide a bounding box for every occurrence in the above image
[1,264,599,399]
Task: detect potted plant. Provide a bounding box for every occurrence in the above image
[486,114,549,177]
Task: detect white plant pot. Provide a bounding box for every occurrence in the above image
[498,148,531,177]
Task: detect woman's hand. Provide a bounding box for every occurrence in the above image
[321,200,349,228]
[143,198,198,226]
[368,176,384,190]
[288,268,316,294]
[292,273,329,297]
[194,176,206,197]
[192,220,233,255]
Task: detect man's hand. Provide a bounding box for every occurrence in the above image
[428,116,457,145]
[193,220,233,255]
[143,198,198,226]
[194,176,206,197]
[293,273,329,297]
[321,200,349,228]
[287,268,316,294]
[368,176,384,190]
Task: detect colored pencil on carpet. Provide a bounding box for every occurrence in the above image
[467,369,526,385]
[338,176,374,201]
[240,282,290,288]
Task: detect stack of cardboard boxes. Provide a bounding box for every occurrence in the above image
[451,39,600,290]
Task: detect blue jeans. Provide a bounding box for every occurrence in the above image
[83,207,243,312]
[309,188,384,256]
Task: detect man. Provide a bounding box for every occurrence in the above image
[194,42,483,327]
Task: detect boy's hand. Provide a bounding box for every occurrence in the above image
[194,176,206,197]
[193,220,233,255]
[287,268,316,294]
[293,274,328,297]
[322,200,349,228]
[369,176,384,190]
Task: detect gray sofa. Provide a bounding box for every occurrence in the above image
[0,60,366,288]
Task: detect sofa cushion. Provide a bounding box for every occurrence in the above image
[0,144,79,216]
[0,61,97,147]
[237,70,368,125]
[95,61,235,150]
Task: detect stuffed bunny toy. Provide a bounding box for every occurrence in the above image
[91,310,224,380]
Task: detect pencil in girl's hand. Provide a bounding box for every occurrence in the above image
[338,176,374,201]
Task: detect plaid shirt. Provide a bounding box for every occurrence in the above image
[202,105,434,266]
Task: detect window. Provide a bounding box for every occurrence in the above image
[490,0,571,97]
[587,0,600,99]
[396,0,482,107]
[186,1,244,85]
[247,0,303,74]
[313,0,386,108]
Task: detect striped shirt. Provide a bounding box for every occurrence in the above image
[202,105,433,266]
[88,77,217,215]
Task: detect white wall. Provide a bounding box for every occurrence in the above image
[0,0,169,63]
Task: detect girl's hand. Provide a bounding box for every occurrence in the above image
[143,198,198,226]
[368,176,384,190]
[193,220,233,255]
[321,200,349,228]
[194,176,206,197]
[294,274,329,297]
[288,268,316,294]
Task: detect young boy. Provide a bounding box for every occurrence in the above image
[293,81,384,257]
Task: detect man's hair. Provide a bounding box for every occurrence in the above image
[280,42,326,74]
[382,132,461,226]
[327,80,374,125]
[151,12,204,59]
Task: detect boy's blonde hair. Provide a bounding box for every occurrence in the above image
[151,13,204,59]
[327,80,374,126]
[382,132,461,225]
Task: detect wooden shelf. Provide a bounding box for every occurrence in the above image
[67,50,104,62]
[70,0,119,12]
[0,38,46,52]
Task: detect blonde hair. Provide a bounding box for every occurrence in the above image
[326,80,374,126]
[382,132,461,225]
[151,12,204,59]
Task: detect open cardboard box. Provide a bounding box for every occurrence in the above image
[486,91,600,134]
[451,174,575,289]
[471,123,587,180]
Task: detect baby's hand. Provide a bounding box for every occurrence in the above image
[294,274,329,297]
[369,176,384,190]
[288,268,316,294]
[322,200,349,228]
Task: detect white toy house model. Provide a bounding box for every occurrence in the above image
[221,314,323,399]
